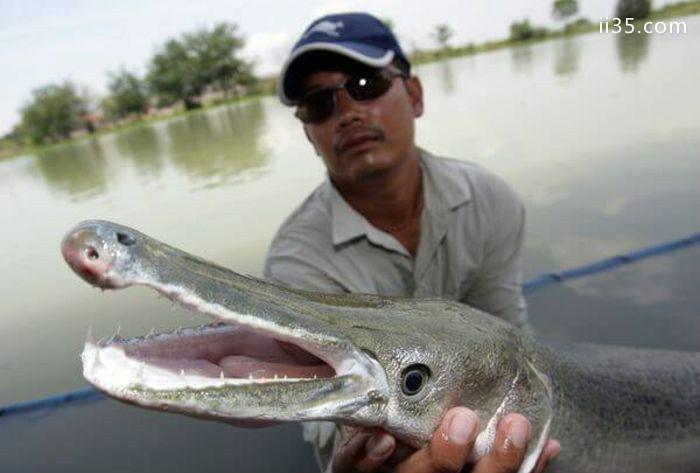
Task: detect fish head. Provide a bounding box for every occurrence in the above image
[335,299,524,446]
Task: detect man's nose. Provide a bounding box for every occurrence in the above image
[335,89,364,127]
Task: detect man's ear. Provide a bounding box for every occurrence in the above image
[303,126,320,156]
[405,76,424,118]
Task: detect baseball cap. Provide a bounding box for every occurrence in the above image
[278,12,410,105]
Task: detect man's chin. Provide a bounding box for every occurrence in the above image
[338,156,399,183]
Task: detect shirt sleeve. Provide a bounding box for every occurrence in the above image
[462,177,530,330]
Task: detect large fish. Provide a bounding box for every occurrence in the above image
[61,220,700,473]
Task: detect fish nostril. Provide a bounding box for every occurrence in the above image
[117,232,136,246]
[86,247,100,260]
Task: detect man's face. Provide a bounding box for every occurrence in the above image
[300,66,424,185]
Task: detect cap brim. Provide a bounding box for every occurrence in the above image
[278,42,395,105]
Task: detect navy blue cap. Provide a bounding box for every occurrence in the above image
[278,12,410,105]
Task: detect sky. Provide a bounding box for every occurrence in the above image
[0,0,661,135]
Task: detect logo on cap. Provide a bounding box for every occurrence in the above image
[303,20,344,38]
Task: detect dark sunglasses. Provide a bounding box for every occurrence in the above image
[295,68,407,124]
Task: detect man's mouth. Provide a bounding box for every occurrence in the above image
[336,129,385,156]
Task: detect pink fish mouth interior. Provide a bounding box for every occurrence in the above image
[104,324,336,381]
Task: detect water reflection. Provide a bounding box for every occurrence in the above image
[528,247,700,351]
[511,44,534,74]
[616,31,650,72]
[439,59,456,95]
[554,37,579,78]
[31,139,108,200]
[165,101,269,188]
[114,125,163,178]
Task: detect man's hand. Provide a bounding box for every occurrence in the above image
[332,407,560,473]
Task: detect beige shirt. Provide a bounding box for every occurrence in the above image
[263,149,528,471]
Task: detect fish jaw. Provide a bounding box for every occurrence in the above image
[63,220,391,425]
[81,320,389,426]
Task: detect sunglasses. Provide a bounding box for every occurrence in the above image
[295,68,407,124]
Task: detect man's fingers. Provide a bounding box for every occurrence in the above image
[532,439,561,473]
[354,433,396,472]
[332,429,372,473]
[332,430,395,473]
[472,413,531,473]
[395,407,479,473]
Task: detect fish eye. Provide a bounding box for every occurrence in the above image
[401,364,430,396]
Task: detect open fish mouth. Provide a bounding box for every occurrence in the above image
[82,322,336,394]
[62,220,389,425]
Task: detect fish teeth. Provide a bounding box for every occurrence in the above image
[220,371,225,380]
[93,349,103,368]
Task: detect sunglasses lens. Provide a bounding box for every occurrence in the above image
[296,89,335,123]
[346,72,393,101]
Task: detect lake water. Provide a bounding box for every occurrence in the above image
[1,19,699,472]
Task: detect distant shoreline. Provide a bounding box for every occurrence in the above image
[2,0,698,161]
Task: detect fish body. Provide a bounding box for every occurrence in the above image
[61,220,700,473]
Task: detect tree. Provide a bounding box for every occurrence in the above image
[147,22,252,109]
[147,38,201,109]
[511,19,534,41]
[510,19,548,41]
[432,24,454,51]
[20,82,88,144]
[187,23,253,97]
[615,0,652,19]
[106,69,149,119]
[552,0,578,21]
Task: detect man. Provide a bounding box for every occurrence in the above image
[264,12,559,473]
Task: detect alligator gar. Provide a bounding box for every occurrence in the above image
[61,220,700,473]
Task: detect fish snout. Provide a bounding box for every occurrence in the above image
[61,221,135,289]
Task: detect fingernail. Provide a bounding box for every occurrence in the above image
[366,434,394,459]
[549,440,561,458]
[506,417,530,449]
[448,409,477,446]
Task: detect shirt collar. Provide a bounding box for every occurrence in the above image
[419,148,472,211]
[328,180,369,245]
